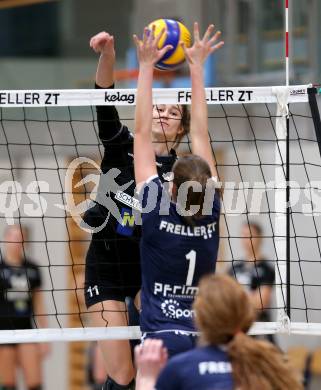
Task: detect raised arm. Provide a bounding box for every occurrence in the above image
[182,23,224,178]
[90,31,115,87]
[90,32,128,157]
[133,27,172,186]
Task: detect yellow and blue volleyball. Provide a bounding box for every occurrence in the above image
[148,19,192,70]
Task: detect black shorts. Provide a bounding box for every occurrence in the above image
[0,316,33,331]
[84,230,141,308]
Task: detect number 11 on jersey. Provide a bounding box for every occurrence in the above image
[185,250,196,286]
[87,285,99,297]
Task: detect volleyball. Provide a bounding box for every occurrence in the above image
[147,18,192,70]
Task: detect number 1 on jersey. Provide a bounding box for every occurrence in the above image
[185,250,196,286]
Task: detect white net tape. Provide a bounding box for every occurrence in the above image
[0,85,309,107]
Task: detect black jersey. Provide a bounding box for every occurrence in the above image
[84,84,177,306]
[229,260,275,321]
[83,84,176,234]
[0,259,41,330]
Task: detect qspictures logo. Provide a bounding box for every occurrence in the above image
[1,156,321,230]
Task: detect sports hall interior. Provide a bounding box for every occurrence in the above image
[0,1,321,389]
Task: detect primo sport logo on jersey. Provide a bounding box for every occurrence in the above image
[161,299,194,319]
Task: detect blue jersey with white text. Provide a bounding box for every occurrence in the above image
[139,176,220,333]
[155,346,234,390]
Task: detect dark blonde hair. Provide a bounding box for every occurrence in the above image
[172,154,212,225]
[193,274,302,390]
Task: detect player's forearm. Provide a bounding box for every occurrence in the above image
[134,64,156,184]
[135,64,154,136]
[96,53,115,87]
[189,64,208,141]
[136,375,157,390]
[189,63,217,176]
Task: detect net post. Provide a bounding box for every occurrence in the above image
[307,87,321,158]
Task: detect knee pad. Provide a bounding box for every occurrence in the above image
[28,386,42,390]
[2,386,16,390]
[102,377,135,390]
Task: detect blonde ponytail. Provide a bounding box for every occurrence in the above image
[194,275,303,390]
[228,333,302,390]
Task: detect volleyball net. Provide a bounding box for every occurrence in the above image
[0,85,321,343]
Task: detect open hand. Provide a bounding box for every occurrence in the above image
[133,25,173,67]
[182,22,224,66]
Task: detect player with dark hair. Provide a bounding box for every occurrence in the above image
[228,221,275,341]
[135,274,302,390]
[0,224,49,390]
[133,22,224,358]
[85,31,191,390]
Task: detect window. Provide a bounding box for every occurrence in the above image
[262,0,283,32]
[0,2,59,56]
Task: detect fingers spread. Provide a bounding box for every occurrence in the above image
[147,24,156,44]
[143,27,149,44]
[180,41,193,63]
[209,41,225,54]
[208,30,222,46]
[159,44,173,57]
[203,24,215,42]
[155,27,166,46]
[194,22,200,42]
[133,34,141,48]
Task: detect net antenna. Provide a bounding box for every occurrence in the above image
[285,0,290,87]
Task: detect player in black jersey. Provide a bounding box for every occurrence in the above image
[0,224,49,390]
[135,275,302,390]
[228,222,275,342]
[86,32,190,389]
[133,23,224,359]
